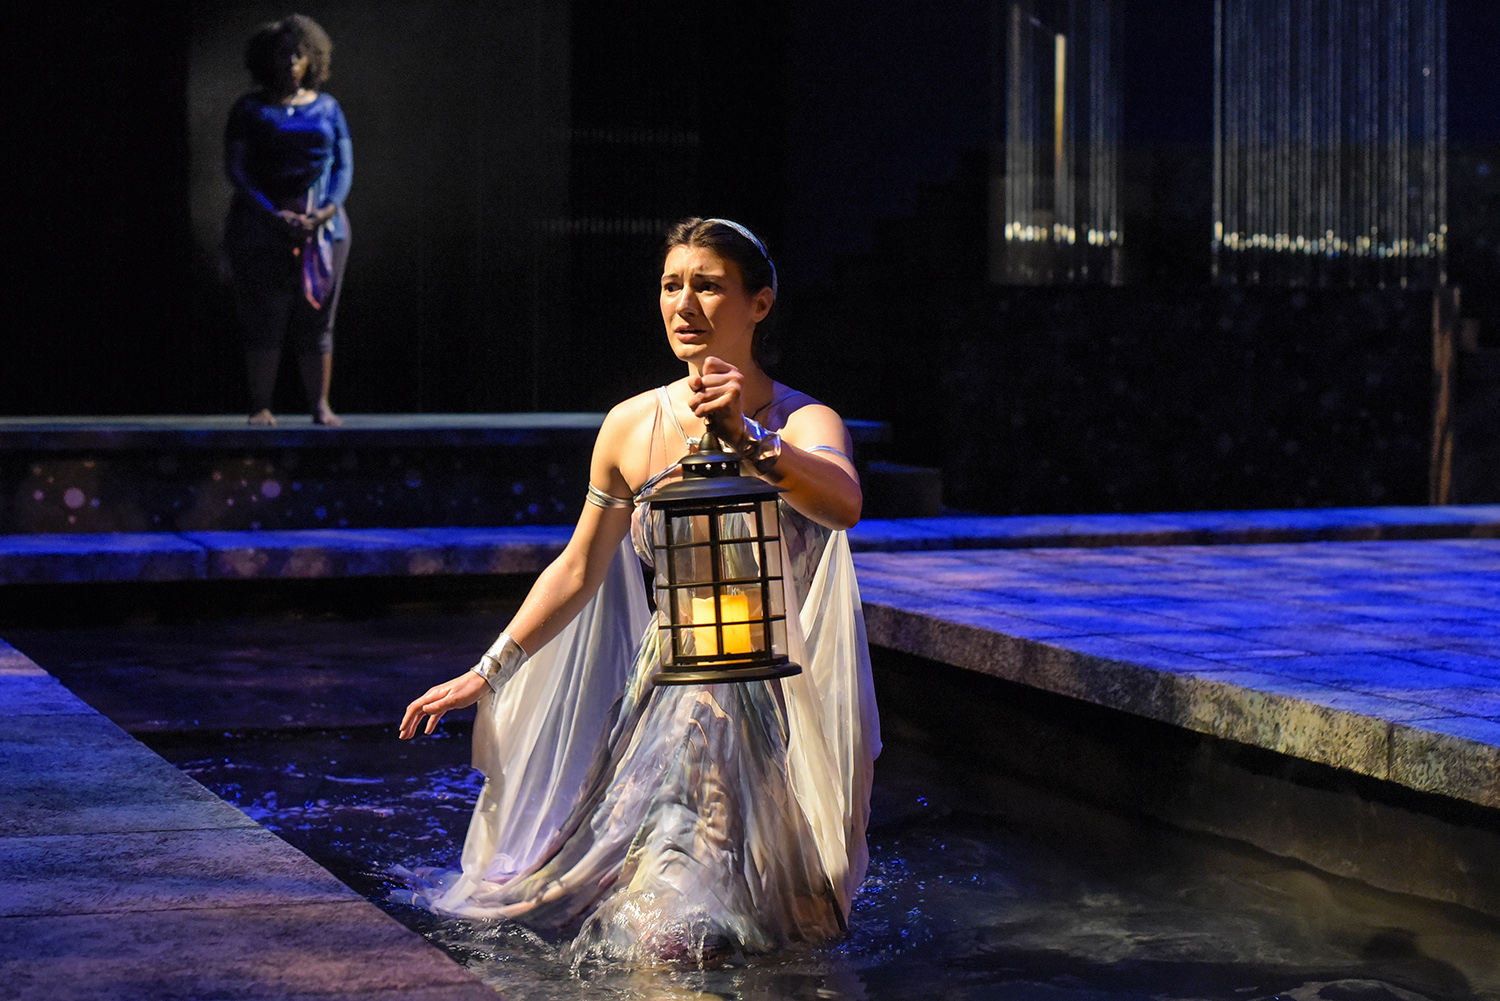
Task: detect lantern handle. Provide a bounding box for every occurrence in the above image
[697,420,731,456]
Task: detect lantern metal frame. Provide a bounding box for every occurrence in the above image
[646,439,800,686]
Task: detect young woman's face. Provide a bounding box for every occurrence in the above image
[659,244,771,367]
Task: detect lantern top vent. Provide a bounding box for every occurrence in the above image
[646,424,785,507]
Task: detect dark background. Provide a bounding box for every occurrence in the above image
[5,1,1497,513]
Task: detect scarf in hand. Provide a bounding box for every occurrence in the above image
[299,192,336,309]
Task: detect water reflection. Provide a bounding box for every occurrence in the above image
[153,725,1497,1001]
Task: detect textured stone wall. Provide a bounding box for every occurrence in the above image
[1,446,588,534]
[802,285,1436,515]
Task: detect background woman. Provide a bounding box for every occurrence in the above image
[398,218,879,966]
[224,14,351,426]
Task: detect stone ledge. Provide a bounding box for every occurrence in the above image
[0,411,607,451]
[0,828,357,918]
[0,904,498,1001]
[183,528,451,580]
[848,504,1500,551]
[857,539,1500,812]
[0,526,574,584]
[0,640,499,999]
[0,534,207,585]
[2,505,1496,586]
[0,412,891,453]
[874,650,1500,920]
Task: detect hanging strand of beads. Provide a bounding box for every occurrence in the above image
[1213,0,1445,287]
[998,0,1121,285]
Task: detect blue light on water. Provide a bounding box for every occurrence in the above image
[154,724,1496,1001]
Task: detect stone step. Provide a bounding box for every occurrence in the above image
[1,505,1496,586]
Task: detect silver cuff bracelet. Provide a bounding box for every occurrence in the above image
[740,415,783,474]
[470,632,528,692]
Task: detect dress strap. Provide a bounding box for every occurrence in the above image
[633,462,682,503]
[752,388,808,423]
[654,386,695,448]
[632,387,692,505]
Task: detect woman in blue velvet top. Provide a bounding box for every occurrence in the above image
[224,14,352,426]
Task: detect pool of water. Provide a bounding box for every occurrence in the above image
[144,720,1499,1001]
[10,605,1497,1001]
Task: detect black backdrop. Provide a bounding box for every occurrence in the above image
[6,1,1496,511]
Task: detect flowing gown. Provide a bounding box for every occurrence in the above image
[403,390,880,965]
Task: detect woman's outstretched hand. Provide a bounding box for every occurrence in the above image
[399,670,490,739]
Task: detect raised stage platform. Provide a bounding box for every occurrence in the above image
[0,413,896,533]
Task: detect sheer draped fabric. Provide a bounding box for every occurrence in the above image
[401,390,879,963]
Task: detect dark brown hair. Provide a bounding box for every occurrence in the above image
[245,14,333,91]
[664,217,780,368]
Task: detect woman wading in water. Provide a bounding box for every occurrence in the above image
[399,218,878,967]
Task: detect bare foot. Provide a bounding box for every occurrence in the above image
[248,409,277,427]
[313,402,343,427]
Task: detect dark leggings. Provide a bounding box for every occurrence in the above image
[226,210,350,411]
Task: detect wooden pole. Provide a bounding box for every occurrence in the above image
[1428,284,1458,505]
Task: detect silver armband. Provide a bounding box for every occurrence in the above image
[586,483,632,509]
[739,415,782,474]
[807,444,852,464]
[470,632,528,692]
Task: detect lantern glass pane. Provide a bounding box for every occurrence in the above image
[717,509,756,541]
[770,618,788,657]
[767,578,784,617]
[759,499,781,537]
[761,539,781,580]
[674,586,758,657]
[669,544,716,586]
[672,585,722,627]
[747,586,765,617]
[668,513,710,547]
[745,620,768,653]
[652,513,667,548]
[719,540,762,581]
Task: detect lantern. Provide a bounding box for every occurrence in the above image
[647,429,800,686]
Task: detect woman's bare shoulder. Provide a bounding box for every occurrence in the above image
[594,386,669,456]
[773,387,851,451]
[601,387,661,429]
[770,385,839,422]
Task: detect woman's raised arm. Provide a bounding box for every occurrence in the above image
[689,358,862,531]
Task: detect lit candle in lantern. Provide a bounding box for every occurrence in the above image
[691,593,752,655]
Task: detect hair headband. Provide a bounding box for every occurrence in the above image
[705,218,778,296]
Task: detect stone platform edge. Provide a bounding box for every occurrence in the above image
[0,413,891,451]
[0,638,496,1000]
[1,504,1496,585]
[858,598,1500,813]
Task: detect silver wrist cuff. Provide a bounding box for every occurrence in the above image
[739,415,782,474]
[470,632,528,692]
